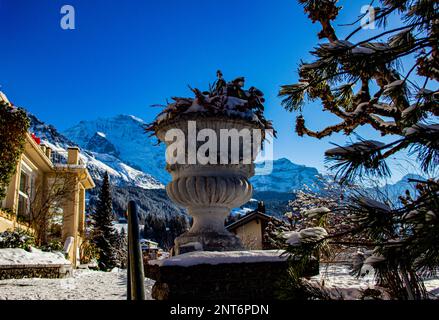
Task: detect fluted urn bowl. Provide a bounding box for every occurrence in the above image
[156,116,263,254]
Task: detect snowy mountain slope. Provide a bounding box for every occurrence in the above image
[63,116,323,193]
[28,113,163,190]
[366,174,424,207]
[32,113,422,218]
[251,158,321,193]
[27,112,186,220]
[63,115,170,183]
[85,132,120,157]
[28,113,77,146]
[85,152,163,189]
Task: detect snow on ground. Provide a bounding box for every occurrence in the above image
[0,263,437,300]
[310,264,439,300]
[0,268,154,300]
[0,248,69,265]
[310,264,376,299]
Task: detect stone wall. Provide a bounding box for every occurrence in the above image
[146,259,319,300]
[0,264,73,280]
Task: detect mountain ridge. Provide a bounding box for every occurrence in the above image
[63,115,170,184]
[27,112,185,220]
[29,112,420,217]
[63,115,323,193]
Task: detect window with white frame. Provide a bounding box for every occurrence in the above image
[17,162,35,221]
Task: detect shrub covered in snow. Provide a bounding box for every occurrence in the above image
[283,227,328,247]
[0,229,35,251]
[39,240,64,253]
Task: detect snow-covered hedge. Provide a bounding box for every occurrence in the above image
[0,247,69,266]
[0,229,35,250]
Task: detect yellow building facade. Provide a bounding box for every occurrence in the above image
[0,93,95,267]
[226,210,274,250]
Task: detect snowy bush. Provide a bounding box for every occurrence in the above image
[283,227,328,246]
[39,240,64,253]
[303,207,331,218]
[0,229,35,250]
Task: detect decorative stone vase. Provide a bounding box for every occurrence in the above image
[156,116,263,254]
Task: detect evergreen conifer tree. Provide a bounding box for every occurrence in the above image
[116,227,128,269]
[92,172,118,270]
[279,0,438,300]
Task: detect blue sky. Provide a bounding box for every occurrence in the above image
[0,0,417,180]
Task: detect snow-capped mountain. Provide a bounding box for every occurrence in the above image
[85,132,120,157]
[28,113,163,190]
[36,113,430,219]
[367,174,424,207]
[28,112,185,220]
[251,158,321,193]
[63,115,170,184]
[63,116,323,193]
[60,116,323,217]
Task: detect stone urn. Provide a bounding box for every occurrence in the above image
[156,116,263,254]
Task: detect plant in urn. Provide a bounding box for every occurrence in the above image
[146,71,276,254]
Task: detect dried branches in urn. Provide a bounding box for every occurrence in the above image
[145,71,277,139]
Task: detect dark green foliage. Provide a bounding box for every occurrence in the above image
[39,239,64,252]
[0,229,35,250]
[104,186,186,226]
[405,124,439,172]
[325,140,390,183]
[278,0,439,300]
[344,184,439,299]
[399,179,439,277]
[280,0,438,184]
[0,100,30,201]
[91,172,119,270]
[115,227,128,269]
[143,214,188,250]
[276,267,332,300]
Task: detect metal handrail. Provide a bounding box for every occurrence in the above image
[51,151,68,164]
[51,150,86,166]
[126,201,145,300]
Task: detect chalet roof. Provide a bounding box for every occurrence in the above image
[226,210,280,231]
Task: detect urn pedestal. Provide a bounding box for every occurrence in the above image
[145,251,320,300]
[156,117,261,254]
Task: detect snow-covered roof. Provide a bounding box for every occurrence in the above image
[226,210,277,231]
